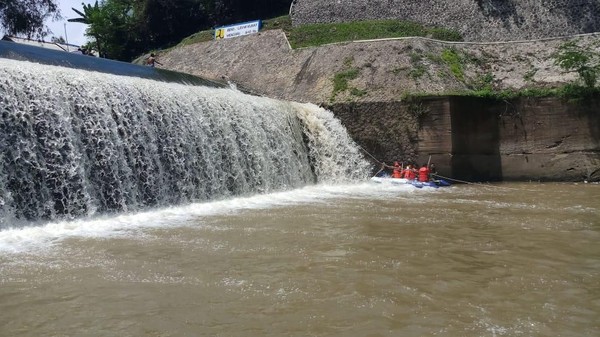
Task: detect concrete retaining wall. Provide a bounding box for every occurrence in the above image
[159,30,600,181]
[330,96,600,181]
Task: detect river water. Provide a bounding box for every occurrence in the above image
[0,181,598,336]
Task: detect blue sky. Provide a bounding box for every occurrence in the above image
[45,0,96,46]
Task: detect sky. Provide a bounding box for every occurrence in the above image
[45,0,96,46]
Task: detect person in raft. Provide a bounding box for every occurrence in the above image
[418,163,431,182]
[391,161,403,178]
[402,164,417,180]
[429,163,437,176]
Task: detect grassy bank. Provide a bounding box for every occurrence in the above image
[176,15,461,49]
[164,16,598,102]
[286,19,462,48]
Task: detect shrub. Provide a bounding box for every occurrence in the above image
[553,41,600,88]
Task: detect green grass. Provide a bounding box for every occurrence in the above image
[332,68,360,93]
[177,15,292,47]
[441,48,465,82]
[175,16,462,49]
[261,15,293,31]
[169,16,599,101]
[330,60,367,102]
[179,30,215,46]
[413,84,600,101]
[287,19,462,48]
[409,64,426,79]
[408,50,428,79]
[350,87,367,97]
[470,73,495,92]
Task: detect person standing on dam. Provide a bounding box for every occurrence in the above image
[146,53,162,67]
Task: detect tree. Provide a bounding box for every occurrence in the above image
[68,1,98,24]
[78,0,150,61]
[221,0,290,24]
[69,0,293,61]
[0,0,60,38]
[69,1,103,54]
[554,41,600,88]
[142,0,211,47]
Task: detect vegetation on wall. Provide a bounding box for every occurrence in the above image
[286,19,462,49]
[553,40,600,89]
[13,2,594,103]
[178,15,292,47]
[61,0,464,62]
[523,67,537,83]
[174,16,463,51]
[409,51,428,79]
[330,57,368,102]
[397,39,600,102]
[470,41,600,100]
[440,48,465,82]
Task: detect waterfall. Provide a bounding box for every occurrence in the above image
[0,59,369,228]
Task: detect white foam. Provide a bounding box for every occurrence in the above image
[0,180,428,254]
[0,58,370,226]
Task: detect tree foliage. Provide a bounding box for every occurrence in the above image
[82,0,140,59]
[0,0,60,38]
[141,0,212,50]
[68,1,100,24]
[70,0,291,61]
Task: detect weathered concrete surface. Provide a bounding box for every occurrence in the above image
[495,97,600,181]
[291,0,600,42]
[160,30,599,104]
[329,97,600,181]
[327,98,452,171]
[159,30,600,181]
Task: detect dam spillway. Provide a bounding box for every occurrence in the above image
[0,58,369,228]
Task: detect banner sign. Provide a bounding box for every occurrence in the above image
[215,20,261,40]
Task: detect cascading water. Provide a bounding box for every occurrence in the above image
[0,59,370,228]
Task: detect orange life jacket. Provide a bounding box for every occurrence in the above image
[418,167,430,182]
[403,168,416,180]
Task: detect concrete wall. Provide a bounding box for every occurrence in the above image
[290,0,600,41]
[495,97,600,181]
[330,96,600,181]
[159,30,600,181]
[160,29,600,106]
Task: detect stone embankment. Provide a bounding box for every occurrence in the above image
[291,0,600,42]
[160,30,599,104]
[159,31,600,181]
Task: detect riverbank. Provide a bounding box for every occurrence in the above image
[158,29,600,104]
[330,96,600,182]
[157,30,600,181]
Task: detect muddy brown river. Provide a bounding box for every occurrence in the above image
[1,182,598,336]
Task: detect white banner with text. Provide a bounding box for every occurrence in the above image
[215,20,262,40]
